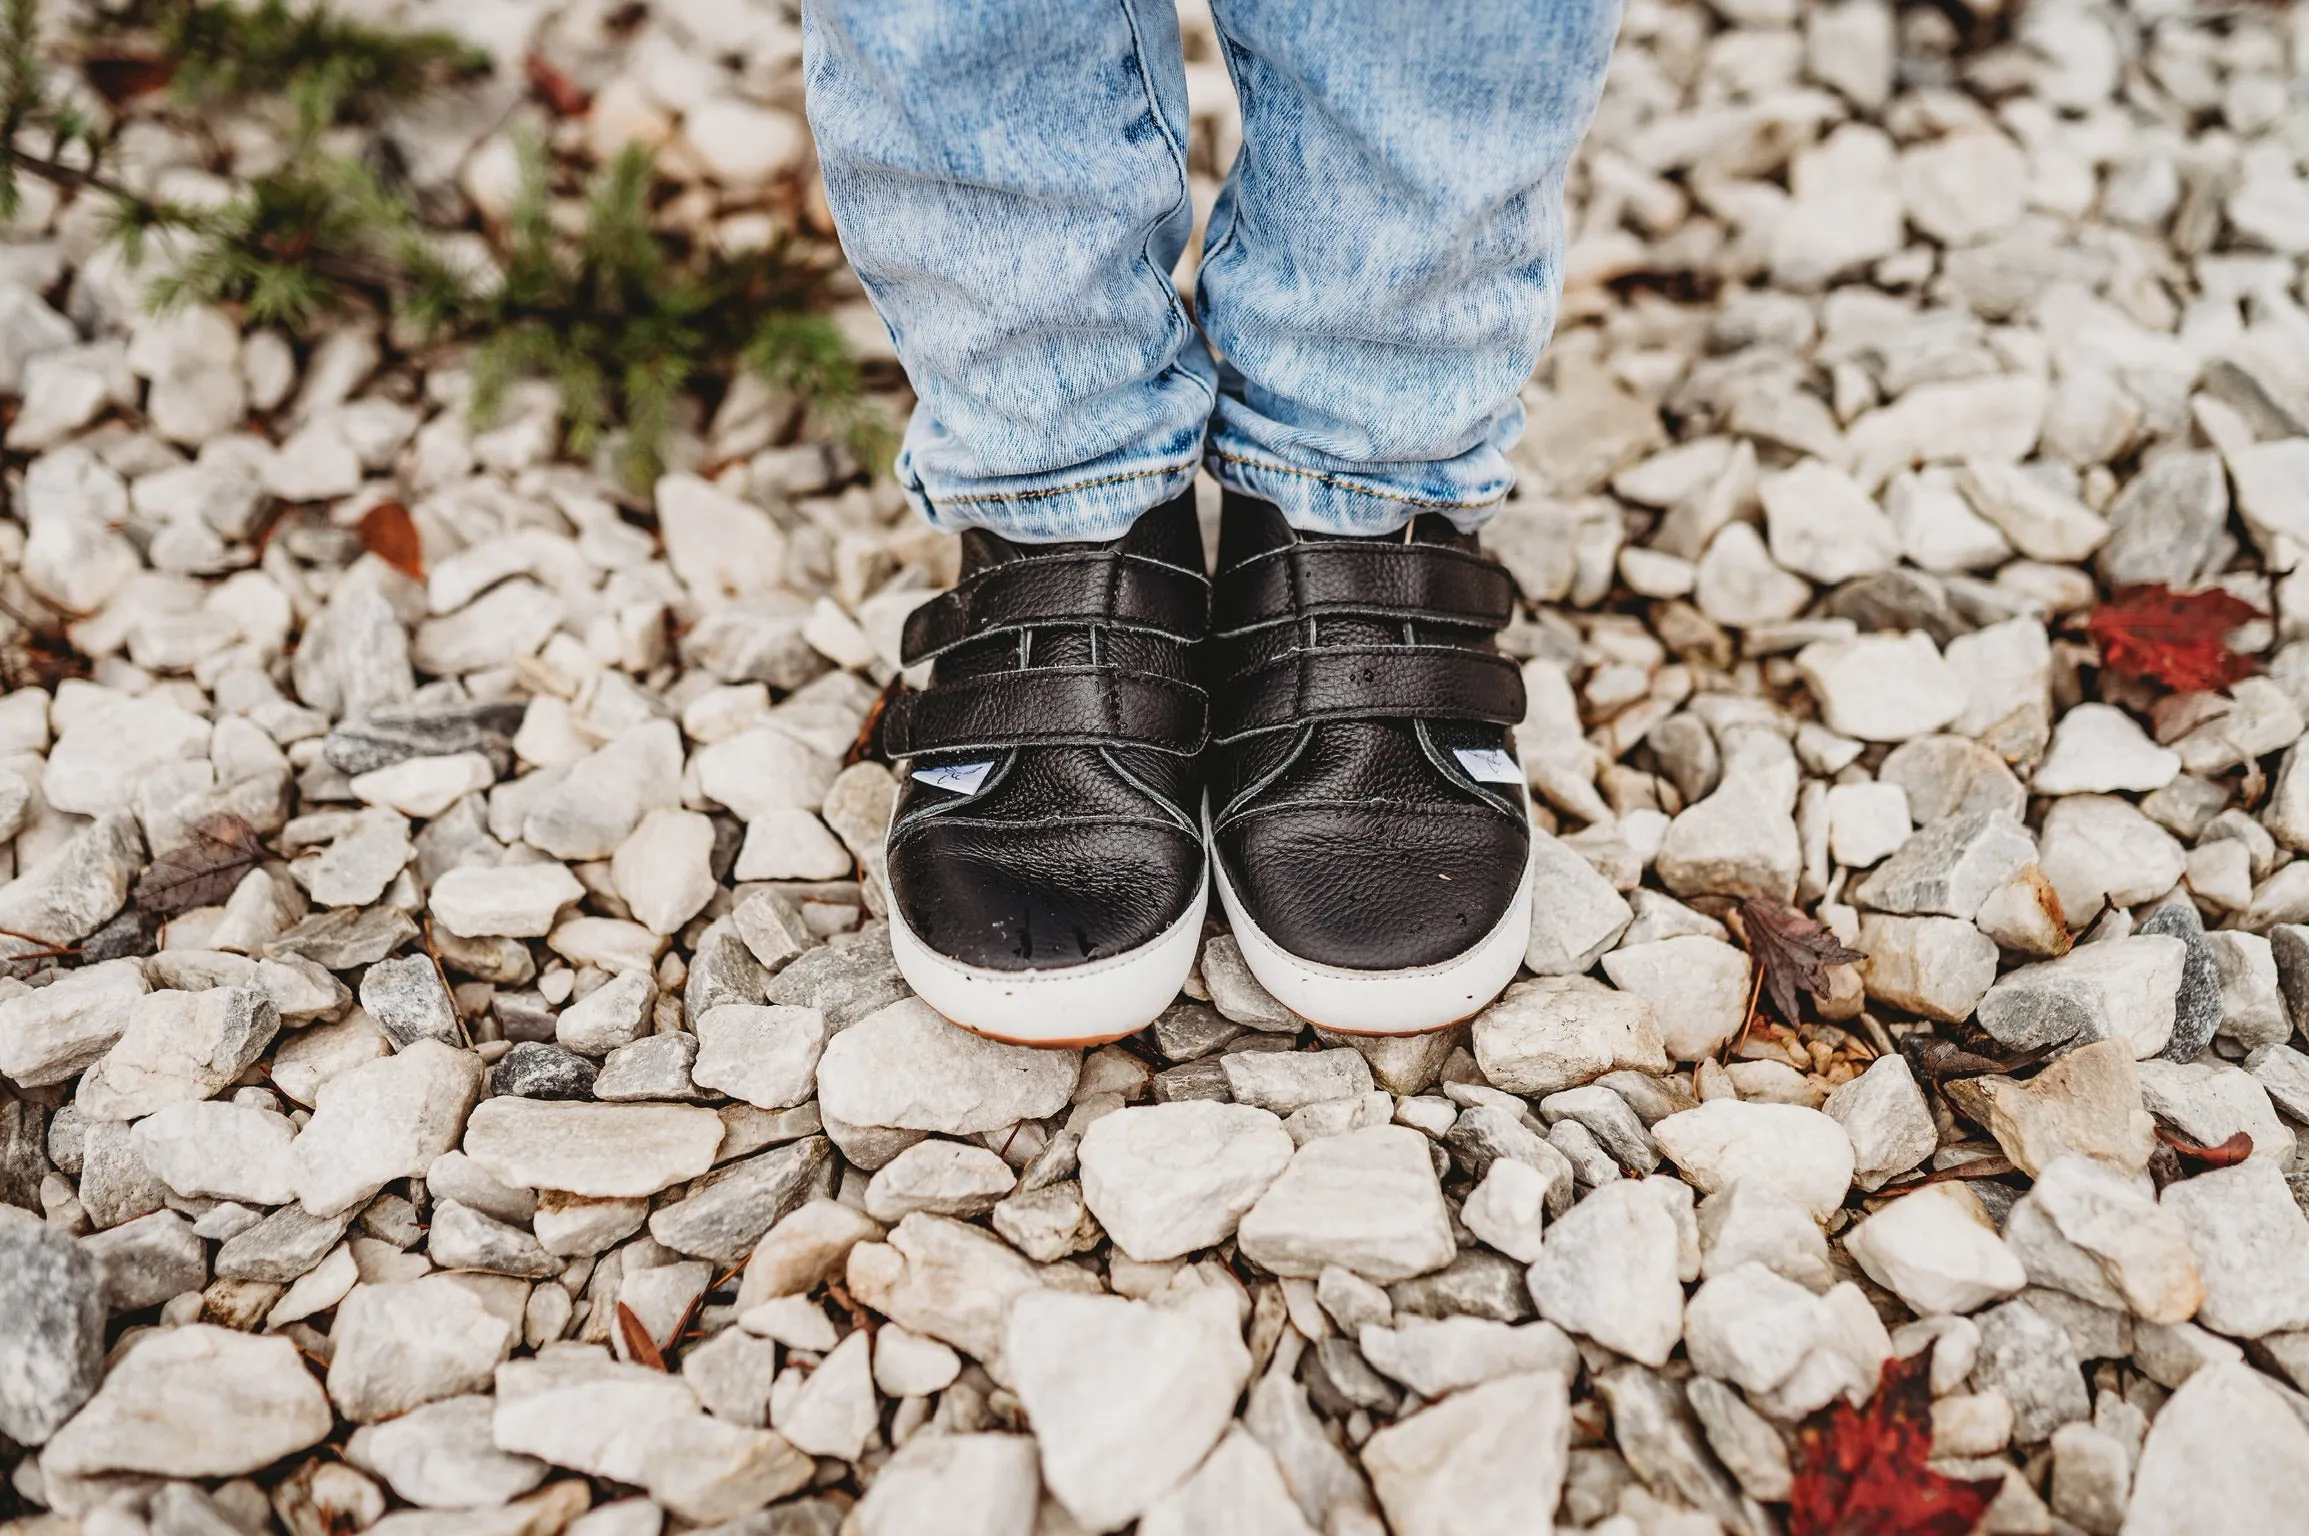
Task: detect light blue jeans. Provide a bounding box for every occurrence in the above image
[802,0,1622,540]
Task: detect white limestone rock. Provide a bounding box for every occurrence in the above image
[42,1325,331,1477]
[1235,1125,1456,1283]
[815,998,1079,1135]
[1004,1288,1251,1532]
[1078,1101,1296,1263]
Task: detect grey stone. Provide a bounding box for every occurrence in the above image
[2141,895,2224,1062]
[490,1040,599,1100]
[765,927,908,1028]
[1388,1249,1539,1323]
[594,1031,701,1102]
[1970,1299,2090,1444]
[0,1209,104,1444]
[1594,1366,1750,1533]
[215,1202,356,1282]
[358,955,465,1051]
[1537,1084,1659,1172]
[1975,936,2186,1057]
[77,1116,169,1229]
[2096,451,2228,589]
[1823,1053,1937,1191]
[83,1208,206,1311]
[648,1135,836,1263]
[428,1199,561,1277]
[324,701,524,777]
[1852,810,2038,918]
[1687,1374,1792,1503]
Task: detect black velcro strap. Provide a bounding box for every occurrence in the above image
[1213,647,1526,743]
[902,553,1210,664]
[1213,543,1516,636]
[883,669,1207,757]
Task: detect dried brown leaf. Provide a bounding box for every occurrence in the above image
[357,500,424,580]
[2156,1126,2253,1169]
[1739,897,1865,1028]
[616,1302,667,1371]
[133,814,266,918]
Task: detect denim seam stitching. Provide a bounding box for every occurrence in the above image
[1210,448,1509,511]
[931,459,1199,505]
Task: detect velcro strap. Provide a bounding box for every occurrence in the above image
[883,669,1207,757]
[902,553,1209,664]
[1213,647,1527,742]
[1213,543,1517,636]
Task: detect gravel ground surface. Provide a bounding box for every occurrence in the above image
[8,0,2309,1533]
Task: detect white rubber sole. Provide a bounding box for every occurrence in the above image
[1209,817,1534,1036]
[888,876,1208,1048]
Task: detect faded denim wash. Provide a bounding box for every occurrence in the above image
[803,0,1622,540]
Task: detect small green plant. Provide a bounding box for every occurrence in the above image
[408,141,890,488]
[0,0,880,489]
[148,0,487,124]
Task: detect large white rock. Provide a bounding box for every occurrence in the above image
[849,1433,1040,1536]
[0,957,147,1088]
[42,1326,332,1477]
[2003,1154,2204,1325]
[815,998,1079,1134]
[1845,1182,2029,1316]
[1236,1125,1456,1282]
[2122,1363,2309,1536]
[429,862,586,939]
[130,1100,299,1206]
[1005,1288,1252,1532]
[1077,1102,1296,1262]
[1524,829,1634,974]
[1137,1427,1317,1536]
[1525,1179,1687,1366]
[461,1098,725,1198]
[490,1354,703,1486]
[345,1395,547,1510]
[1360,1372,1572,1536]
[42,693,210,816]
[2159,1160,2309,1338]
[1472,977,1666,1096]
[1796,632,1966,742]
[1652,1100,1856,1219]
[1600,935,1752,1061]
[292,1039,486,1217]
[329,1276,518,1423]
[691,1004,826,1110]
[76,987,280,1121]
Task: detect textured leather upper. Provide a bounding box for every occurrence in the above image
[1208,493,1532,971]
[883,492,1209,971]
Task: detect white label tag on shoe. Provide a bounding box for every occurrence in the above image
[1453,747,1525,787]
[912,760,995,796]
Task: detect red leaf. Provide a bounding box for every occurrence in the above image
[1789,1347,2003,1536]
[525,52,590,116]
[616,1302,668,1371]
[357,501,425,580]
[2087,584,2261,693]
[1739,897,1865,1028]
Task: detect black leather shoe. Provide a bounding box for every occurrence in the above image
[1206,492,1533,1034]
[880,490,1210,1045]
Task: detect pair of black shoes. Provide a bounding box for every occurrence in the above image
[879,488,1535,1046]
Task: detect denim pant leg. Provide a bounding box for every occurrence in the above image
[1197,0,1624,535]
[802,0,1216,540]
